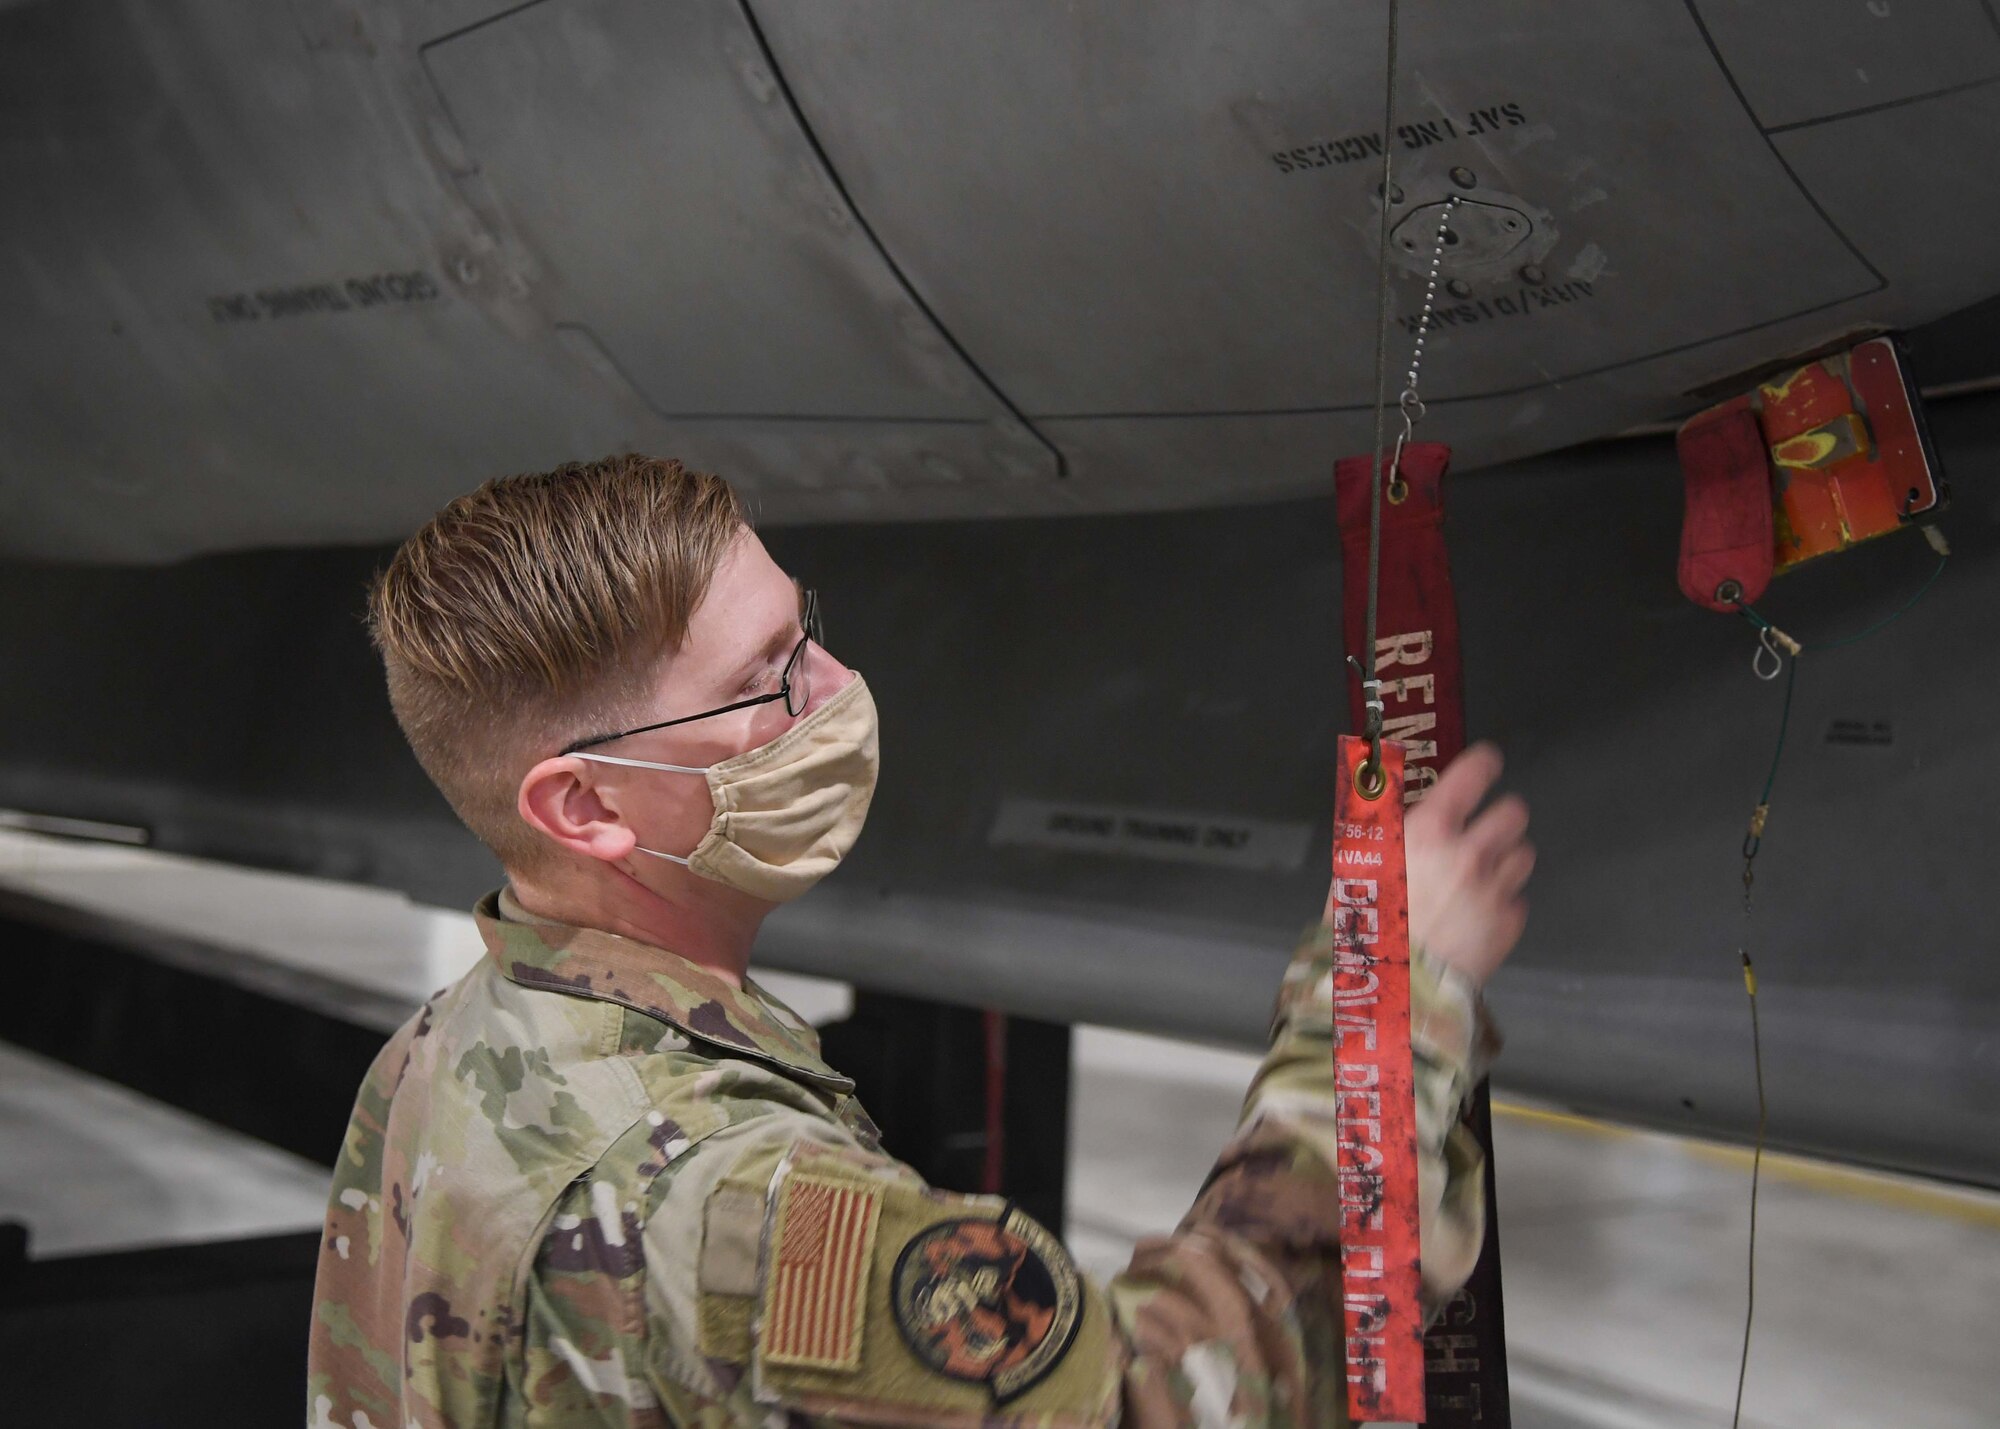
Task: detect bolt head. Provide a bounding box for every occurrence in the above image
[1449,166,1477,188]
[1520,264,1547,284]
[1378,182,1405,204]
[1446,278,1473,299]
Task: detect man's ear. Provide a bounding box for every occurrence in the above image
[518,758,639,866]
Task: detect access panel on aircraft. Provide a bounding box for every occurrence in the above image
[421,1,1055,495]
[754,0,1977,480]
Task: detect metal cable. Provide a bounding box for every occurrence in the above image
[1361,0,1402,748]
[1730,949,1766,1429]
[1731,667,1786,1429]
[1726,541,1944,1426]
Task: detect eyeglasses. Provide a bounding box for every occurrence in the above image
[563,589,822,754]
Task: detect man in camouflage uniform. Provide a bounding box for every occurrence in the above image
[310,455,1531,1428]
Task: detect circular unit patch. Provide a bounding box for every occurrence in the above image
[889,1209,1083,1403]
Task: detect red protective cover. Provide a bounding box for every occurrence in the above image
[1676,399,1775,611]
[1330,734,1423,1423]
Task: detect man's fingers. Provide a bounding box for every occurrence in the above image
[1490,841,1536,898]
[1413,742,1504,835]
[1462,792,1530,871]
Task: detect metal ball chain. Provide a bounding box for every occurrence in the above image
[1387,196,1460,503]
[1405,196,1460,399]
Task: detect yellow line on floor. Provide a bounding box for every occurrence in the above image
[1491,1098,2000,1230]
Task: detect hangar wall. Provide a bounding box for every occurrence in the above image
[1,406,1995,1182]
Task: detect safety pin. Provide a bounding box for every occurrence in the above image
[1752,626,1786,680]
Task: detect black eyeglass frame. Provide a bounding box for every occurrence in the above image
[562,589,821,754]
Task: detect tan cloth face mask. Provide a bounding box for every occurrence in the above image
[570,674,879,903]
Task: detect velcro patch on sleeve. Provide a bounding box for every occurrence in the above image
[762,1173,882,1372]
[699,1184,765,1298]
[698,1293,755,1364]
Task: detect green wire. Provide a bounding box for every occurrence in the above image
[1727,546,1943,1429]
[1809,552,1950,652]
[1738,550,1946,807]
[1737,551,1948,650]
[1757,658,1797,806]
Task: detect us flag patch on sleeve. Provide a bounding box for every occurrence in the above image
[763,1174,882,1372]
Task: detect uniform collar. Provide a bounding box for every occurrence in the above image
[475,888,852,1091]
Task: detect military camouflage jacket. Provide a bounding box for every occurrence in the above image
[308,889,1493,1428]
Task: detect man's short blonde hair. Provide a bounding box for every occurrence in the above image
[369,454,745,872]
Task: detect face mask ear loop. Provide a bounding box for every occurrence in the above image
[569,753,710,866]
[632,846,693,867]
[569,751,711,775]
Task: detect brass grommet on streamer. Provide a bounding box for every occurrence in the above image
[1354,753,1387,800]
[1386,475,1410,505]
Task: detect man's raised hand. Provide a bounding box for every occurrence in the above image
[1327,742,1533,988]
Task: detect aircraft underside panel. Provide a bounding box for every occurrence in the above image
[758,4,1875,410]
[1,1,1999,560]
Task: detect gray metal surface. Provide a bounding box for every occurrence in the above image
[418,1,1056,487]
[1774,80,2000,321]
[760,0,1866,411]
[422,4,974,421]
[3,1,2000,559]
[1,399,1995,1183]
[1691,0,2000,131]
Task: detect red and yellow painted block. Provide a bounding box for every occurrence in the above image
[1751,338,1943,572]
